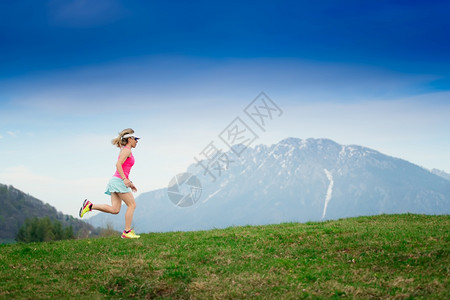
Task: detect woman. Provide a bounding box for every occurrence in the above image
[79,128,141,239]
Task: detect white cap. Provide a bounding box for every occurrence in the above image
[122,133,140,140]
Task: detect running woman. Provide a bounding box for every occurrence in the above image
[79,128,141,239]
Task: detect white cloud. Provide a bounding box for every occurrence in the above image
[7,131,17,137]
[1,56,439,115]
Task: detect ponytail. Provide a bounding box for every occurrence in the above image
[111,128,134,148]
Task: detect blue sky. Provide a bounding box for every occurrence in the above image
[1,0,449,217]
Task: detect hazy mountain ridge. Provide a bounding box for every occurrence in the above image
[87,138,450,232]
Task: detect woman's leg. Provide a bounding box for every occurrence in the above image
[91,193,122,214]
[119,192,136,231]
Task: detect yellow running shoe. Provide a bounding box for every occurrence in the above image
[121,229,140,239]
[79,199,92,218]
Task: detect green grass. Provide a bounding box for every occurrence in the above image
[0,214,449,299]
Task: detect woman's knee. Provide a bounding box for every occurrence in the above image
[121,194,136,209]
[111,206,121,214]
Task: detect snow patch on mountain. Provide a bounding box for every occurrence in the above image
[322,169,334,219]
[431,169,450,181]
[203,188,222,203]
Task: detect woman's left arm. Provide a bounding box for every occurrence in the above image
[130,182,137,192]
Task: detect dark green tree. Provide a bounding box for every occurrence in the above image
[15,217,74,243]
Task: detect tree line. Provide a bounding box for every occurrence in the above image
[16,217,74,243]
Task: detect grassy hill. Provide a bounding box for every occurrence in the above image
[0,214,448,299]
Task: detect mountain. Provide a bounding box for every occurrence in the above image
[0,183,97,242]
[431,169,450,181]
[87,138,450,232]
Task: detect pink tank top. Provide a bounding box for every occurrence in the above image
[113,147,135,179]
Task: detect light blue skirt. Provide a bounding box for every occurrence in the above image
[105,177,132,195]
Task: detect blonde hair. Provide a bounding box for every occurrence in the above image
[111,128,135,148]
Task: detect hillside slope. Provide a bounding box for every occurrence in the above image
[1,214,448,299]
[0,183,96,242]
